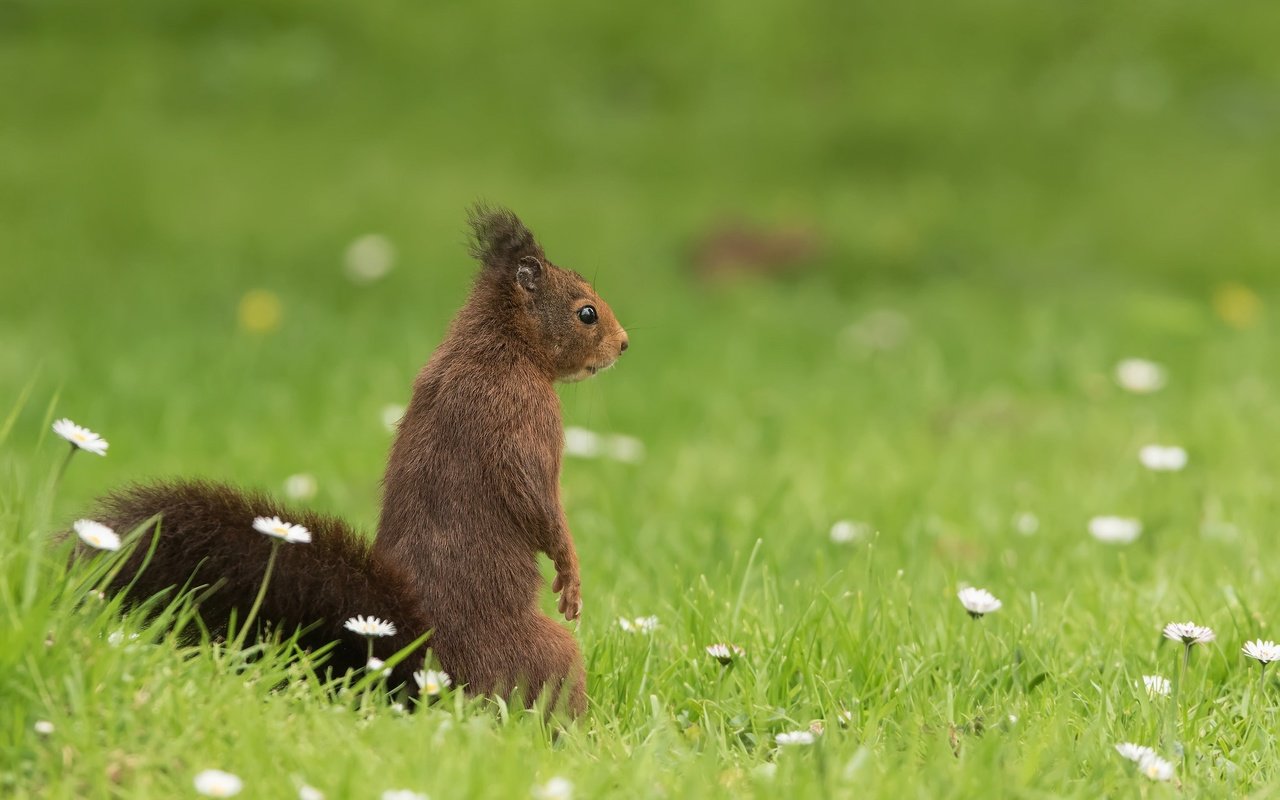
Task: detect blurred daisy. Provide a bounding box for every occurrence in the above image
[366,657,387,673]
[564,427,602,458]
[706,643,745,665]
[1013,512,1039,536]
[1139,445,1187,472]
[1139,754,1175,782]
[284,473,318,501]
[618,616,659,634]
[33,720,54,735]
[1141,675,1171,698]
[344,233,397,284]
[1114,358,1166,394]
[957,587,1002,618]
[1115,742,1156,763]
[1243,639,1280,665]
[533,777,574,800]
[74,520,120,552]
[381,791,428,800]
[413,669,451,696]
[752,763,778,781]
[1163,621,1215,646]
[52,418,108,456]
[253,516,312,544]
[299,786,324,800]
[194,769,244,798]
[775,730,816,746]
[606,434,646,464]
[345,616,396,637]
[829,520,869,544]
[1089,516,1142,545]
[382,404,406,432]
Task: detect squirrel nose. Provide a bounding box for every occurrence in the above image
[619,338,629,354]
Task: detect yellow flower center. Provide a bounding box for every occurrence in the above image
[73,432,87,442]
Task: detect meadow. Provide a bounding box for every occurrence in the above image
[3,0,1280,796]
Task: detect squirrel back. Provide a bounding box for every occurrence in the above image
[89,480,429,692]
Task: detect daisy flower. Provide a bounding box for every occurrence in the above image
[344,615,397,637]
[33,720,54,735]
[366,657,387,673]
[1139,445,1187,472]
[1013,512,1039,536]
[1141,675,1171,698]
[1088,516,1142,545]
[705,643,745,665]
[618,615,660,634]
[299,786,325,800]
[1139,754,1175,782]
[533,777,574,800]
[563,427,602,458]
[344,233,397,284]
[74,519,121,552]
[381,404,406,433]
[775,730,816,746]
[1243,639,1280,665]
[1163,621,1215,646]
[194,769,244,798]
[253,516,312,544]
[957,587,1002,618]
[413,669,452,696]
[829,520,869,544]
[52,418,109,456]
[1114,358,1166,394]
[1115,742,1156,763]
[283,473,318,500]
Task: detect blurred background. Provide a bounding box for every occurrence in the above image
[2,0,1278,574]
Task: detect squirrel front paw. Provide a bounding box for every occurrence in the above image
[552,571,582,621]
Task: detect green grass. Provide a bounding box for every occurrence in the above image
[4,0,1280,796]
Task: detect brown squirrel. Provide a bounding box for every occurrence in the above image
[86,206,628,716]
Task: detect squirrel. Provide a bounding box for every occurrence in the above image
[85,206,628,716]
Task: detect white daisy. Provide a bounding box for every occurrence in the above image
[194,769,244,798]
[74,520,121,552]
[606,434,646,463]
[1013,512,1039,536]
[299,786,324,800]
[284,473,318,500]
[1115,742,1156,763]
[957,587,1002,618]
[618,615,659,634]
[1139,753,1175,782]
[752,762,778,781]
[52,418,109,456]
[705,643,745,665]
[252,516,312,544]
[380,791,428,800]
[413,669,452,696]
[1242,639,1280,664]
[33,720,54,735]
[1139,445,1188,472]
[381,404,406,433]
[1088,516,1142,544]
[1163,621,1215,646]
[775,730,816,746]
[1115,358,1167,394]
[829,520,869,544]
[1141,675,1171,698]
[344,233,397,284]
[533,776,574,800]
[344,615,396,637]
[563,427,602,458]
[366,657,387,673]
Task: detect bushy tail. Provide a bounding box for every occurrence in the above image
[85,480,429,691]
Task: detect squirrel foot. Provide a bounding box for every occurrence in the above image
[552,571,582,622]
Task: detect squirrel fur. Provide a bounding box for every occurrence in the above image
[84,206,629,716]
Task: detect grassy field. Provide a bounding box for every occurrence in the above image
[4,0,1280,797]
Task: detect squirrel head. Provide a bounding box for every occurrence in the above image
[467,205,628,382]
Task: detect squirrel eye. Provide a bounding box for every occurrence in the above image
[577,305,598,325]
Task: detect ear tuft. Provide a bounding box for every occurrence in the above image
[467,203,545,269]
[515,255,541,292]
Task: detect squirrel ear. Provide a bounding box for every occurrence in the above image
[516,255,542,292]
